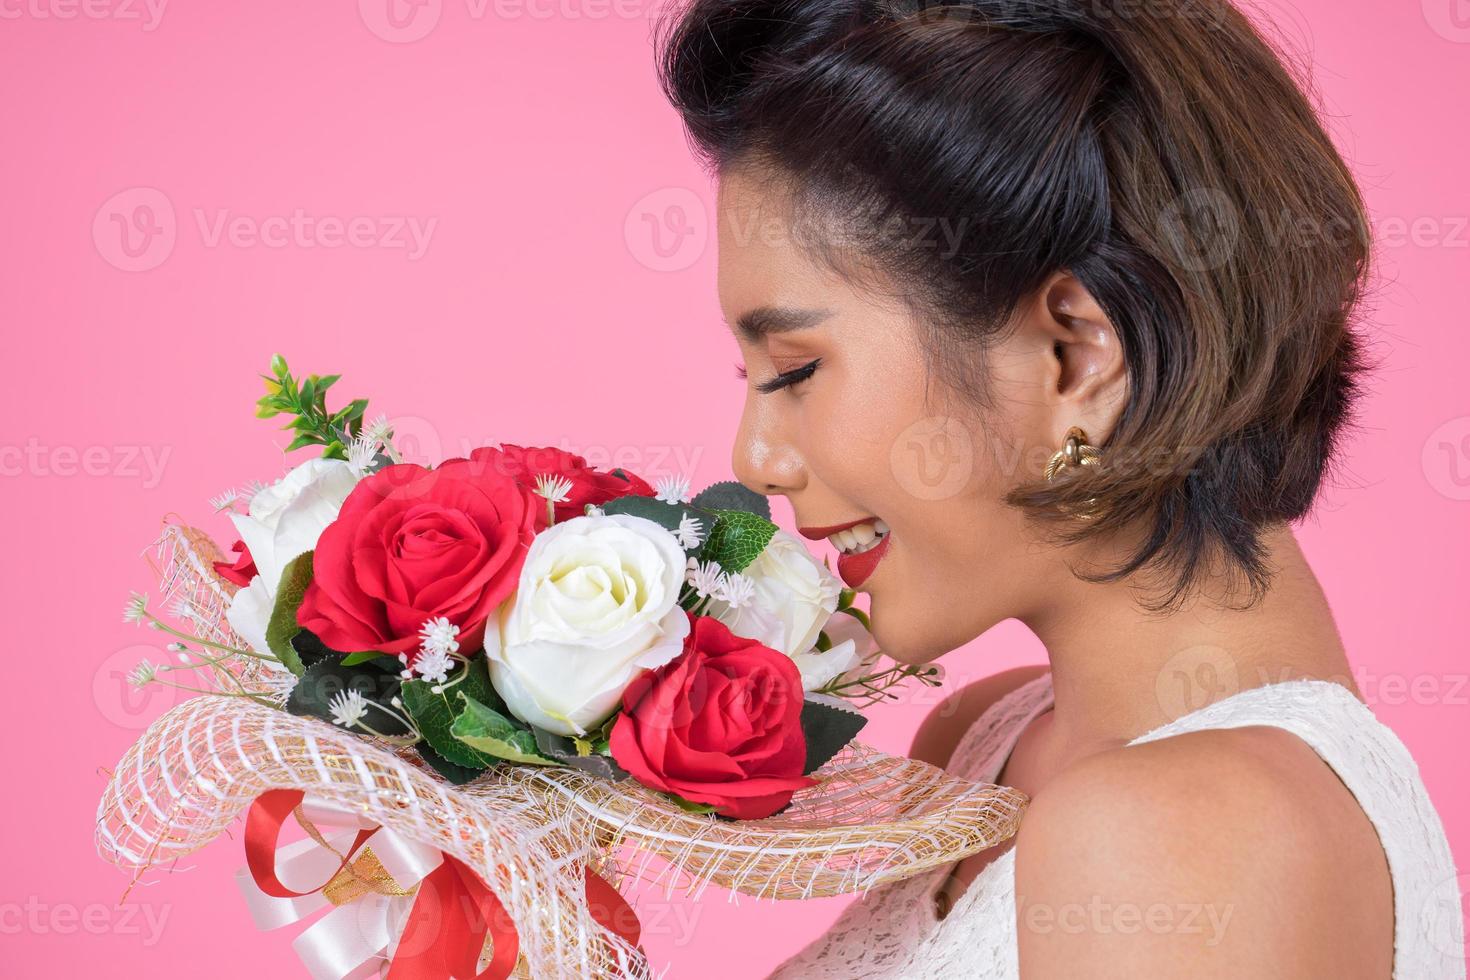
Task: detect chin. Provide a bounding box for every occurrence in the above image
[868,591,999,666]
[866,596,946,666]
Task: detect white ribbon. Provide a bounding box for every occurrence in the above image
[235,794,446,980]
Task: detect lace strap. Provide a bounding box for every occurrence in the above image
[947,672,1055,784]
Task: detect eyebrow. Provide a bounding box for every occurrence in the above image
[730,305,834,343]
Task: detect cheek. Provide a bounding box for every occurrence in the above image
[867,420,1045,661]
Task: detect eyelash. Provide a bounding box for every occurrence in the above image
[735,358,822,394]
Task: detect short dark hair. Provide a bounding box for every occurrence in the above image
[656,0,1372,608]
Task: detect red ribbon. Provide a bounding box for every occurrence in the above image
[244,790,643,979]
[245,789,375,898]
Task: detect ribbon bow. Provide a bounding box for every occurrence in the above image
[238,789,640,980]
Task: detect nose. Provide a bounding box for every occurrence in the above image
[731,391,807,498]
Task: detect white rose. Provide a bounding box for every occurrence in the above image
[707,528,842,664]
[792,608,879,692]
[224,458,360,654]
[485,513,691,737]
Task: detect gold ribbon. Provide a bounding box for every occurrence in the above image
[291,802,418,906]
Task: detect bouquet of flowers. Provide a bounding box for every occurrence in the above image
[97,357,1028,980]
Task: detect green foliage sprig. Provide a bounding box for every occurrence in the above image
[255,353,369,458]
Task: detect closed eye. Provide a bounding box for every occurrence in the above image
[741,357,822,395]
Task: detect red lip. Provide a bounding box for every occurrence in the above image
[835,532,891,589]
[798,517,878,541]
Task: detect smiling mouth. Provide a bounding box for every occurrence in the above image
[823,519,889,556]
[798,517,892,588]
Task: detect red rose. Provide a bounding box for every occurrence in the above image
[610,614,814,820]
[213,539,258,587]
[468,445,654,528]
[297,459,537,659]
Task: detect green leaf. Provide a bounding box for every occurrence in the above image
[414,741,484,785]
[692,480,771,520]
[701,509,778,573]
[265,551,315,675]
[289,629,341,673]
[270,353,288,377]
[340,650,397,668]
[400,659,503,769]
[799,695,868,775]
[599,495,714,556]
[667,794,719,815]
[286,657,409,736]
[285,433,320,453]
[450,696,557,766]
[531,727,629,781]
[836,604,871,632]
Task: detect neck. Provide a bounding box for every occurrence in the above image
[1018,526,1351,753]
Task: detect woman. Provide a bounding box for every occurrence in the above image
[655,1,1463,977]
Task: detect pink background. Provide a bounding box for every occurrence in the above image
[1,1,1465,975]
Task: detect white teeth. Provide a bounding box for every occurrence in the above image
[827,521,889,555]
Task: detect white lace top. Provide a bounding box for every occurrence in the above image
[770,674,1465,979]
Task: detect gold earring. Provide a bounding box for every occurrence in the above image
[1043,426,1102,481]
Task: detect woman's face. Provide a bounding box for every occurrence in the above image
[716,171,1121,663]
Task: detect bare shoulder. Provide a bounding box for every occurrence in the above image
[908,664,1049,768]
[1014,724,1394,979]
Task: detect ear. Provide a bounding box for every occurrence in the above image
[1026,270,1128,447]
